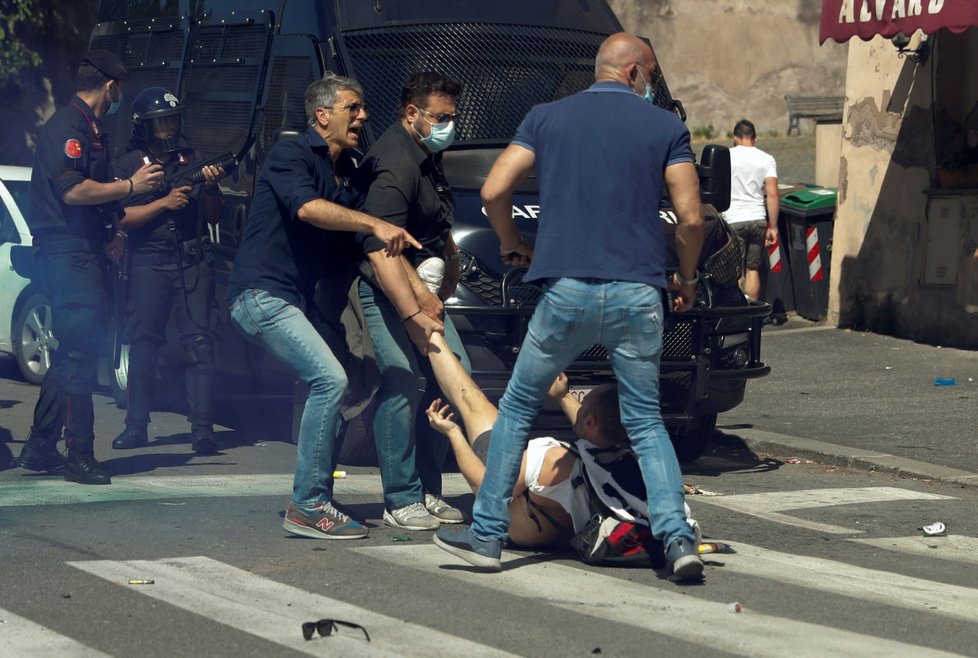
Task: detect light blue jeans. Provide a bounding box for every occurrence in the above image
[358,279,471,509]
[230,289,347,508]
[472,278,695,547]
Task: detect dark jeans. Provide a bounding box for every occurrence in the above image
[31,247,108,456]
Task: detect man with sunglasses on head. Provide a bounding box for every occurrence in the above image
[355,71,471,531]
[228,74,420,539]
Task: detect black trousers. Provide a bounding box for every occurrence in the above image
[122,248,216,428]
[31,247,108,456]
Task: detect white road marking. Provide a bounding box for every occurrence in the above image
[692,486,955,534]
[0,607,111,657]
[850,535,978,564]
[357,545,964,658]
[718,541,978,622]
[0,473,472,507]
[69,556,514,658]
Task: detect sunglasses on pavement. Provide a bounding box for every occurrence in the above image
[301,618,371,642]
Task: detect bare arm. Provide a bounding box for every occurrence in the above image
[369,251,444,354]
[200,164,227,225]
[118,185,193,232]
[63,162,164,206]
[764,176,779,246]
[547,372,582,426]
[296,199,421,256]
[399,257,444,318]
[664,161,704,312]
[481,145,535,265]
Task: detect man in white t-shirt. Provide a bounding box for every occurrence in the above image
[724,119,779,301]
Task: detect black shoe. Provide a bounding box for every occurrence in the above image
[14,439,64,473]
[63,453,112,485]
[191,425,218,455]
[112,425,149,450]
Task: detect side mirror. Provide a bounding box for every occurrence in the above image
[697,144,731,212]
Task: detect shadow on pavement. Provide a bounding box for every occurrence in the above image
[681,428,783,477]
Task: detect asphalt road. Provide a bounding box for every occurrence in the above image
[2,347,978,657]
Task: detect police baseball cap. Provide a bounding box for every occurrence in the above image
[80,50,128,82]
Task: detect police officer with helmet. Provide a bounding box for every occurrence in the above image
[13,50,165,485]
[110,87,227,455]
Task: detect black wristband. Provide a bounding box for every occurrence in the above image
[402,310,422,322]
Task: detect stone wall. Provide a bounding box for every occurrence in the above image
[609,0,849,139]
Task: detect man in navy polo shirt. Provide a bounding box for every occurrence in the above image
[228,74,420,540]
[434,33,707,580]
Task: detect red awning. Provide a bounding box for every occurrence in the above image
[820,0,978,44]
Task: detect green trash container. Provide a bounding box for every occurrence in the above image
[782,187,837,321]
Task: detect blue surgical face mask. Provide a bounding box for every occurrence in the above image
[636,70,655,105]
[107,84,123,115]
[415,112,456,153]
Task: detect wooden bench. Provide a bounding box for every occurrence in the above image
[784,95,845,136]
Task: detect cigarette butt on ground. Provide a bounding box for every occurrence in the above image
[332,470,347,479]
[128,579,155,585]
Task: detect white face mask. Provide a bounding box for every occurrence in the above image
[636,69,654,105]
[413,107,457,153]
[107,83,123,115]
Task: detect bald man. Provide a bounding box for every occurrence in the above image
[433,32,706,581]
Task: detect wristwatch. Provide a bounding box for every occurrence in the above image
[673,271,699,286]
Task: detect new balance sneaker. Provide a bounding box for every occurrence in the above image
[383,501,440,530]
[416,257,445,294]
[283,500,368,540]
[63,453,111,485]
[433,526,502,571]
[665,536,704,581]
[424,493,464,523]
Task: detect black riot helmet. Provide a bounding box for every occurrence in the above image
[130,87,185,152]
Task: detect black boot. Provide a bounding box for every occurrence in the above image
[112,425,149,449]
[14,430,64,472]
[191,425,218,455]
[63,453,111,485]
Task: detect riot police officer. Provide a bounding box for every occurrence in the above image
[13,50,165,485]
[110,87,227,454]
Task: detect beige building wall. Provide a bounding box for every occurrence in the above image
[608,0,848,137]
[832,32,978,347]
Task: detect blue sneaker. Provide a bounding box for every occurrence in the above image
[283,500,367,540]
[433,526,502,571]
[665,536,704,581]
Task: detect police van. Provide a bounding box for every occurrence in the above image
[89,0,770,462]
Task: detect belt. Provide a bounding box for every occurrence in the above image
[35,236,99,255]
[130,238,210,267]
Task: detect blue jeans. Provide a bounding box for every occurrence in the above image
[472,278,695,547]
[230,289,347,508]
[358,279,471,509]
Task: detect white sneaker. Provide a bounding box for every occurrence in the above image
[416,257,445,294]
[383,501,440,530]
[425,493,464,523]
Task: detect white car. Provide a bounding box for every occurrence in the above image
[0,165,55,384]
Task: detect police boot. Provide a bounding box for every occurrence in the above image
[63,452,111,485]
[191,424,218,455]
[14,429,64,472]
[112,424,149,449]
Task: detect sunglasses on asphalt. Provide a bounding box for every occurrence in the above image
[301,618,371,642]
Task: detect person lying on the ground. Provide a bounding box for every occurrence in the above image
[424,332,699,549]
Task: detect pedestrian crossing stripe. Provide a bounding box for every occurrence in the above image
[0,473,473,507]
[692,486,956,534]
[719,541,978,622]
[68,556,516,658]
[356,545,962,658]
[0,606,111,657]
[850,535,978,564]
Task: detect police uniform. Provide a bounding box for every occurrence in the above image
[25,97,115,470]
[112,147,218,449]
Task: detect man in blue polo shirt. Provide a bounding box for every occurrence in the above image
[434,33,707,580]
[228,74,420,539]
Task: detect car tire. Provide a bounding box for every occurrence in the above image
[12,291,56,385]
[669,413,717,463]
[337,406,378,467]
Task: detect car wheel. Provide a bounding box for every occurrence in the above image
[13,292,57,385]
[109,339,130,409]
[669,413,717,463]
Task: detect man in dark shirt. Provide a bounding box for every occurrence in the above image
[111,87,228,455]
[356,71,471,531]
[434,33,707,581]
[227,74,419,539]
[14,50,164,485]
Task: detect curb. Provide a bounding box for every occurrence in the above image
[732,428,978,489]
